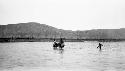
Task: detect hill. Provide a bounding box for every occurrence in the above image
[75,29,125,39]
[0,22,125,42]
[0,22,76,39]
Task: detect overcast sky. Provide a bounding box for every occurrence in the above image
[0,0,125,30]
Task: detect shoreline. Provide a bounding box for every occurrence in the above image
[0,38,125,42]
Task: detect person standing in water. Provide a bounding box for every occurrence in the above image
[53,39,58,48]
[59,38,65,49]
[53,39,56,44]
[59,38,64,44]
[97,43,103,51]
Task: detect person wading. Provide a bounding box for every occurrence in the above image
[97,43,103,51]
[53,39,58,49]
[59,38,65,49]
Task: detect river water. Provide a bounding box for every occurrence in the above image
[0,41,125,71]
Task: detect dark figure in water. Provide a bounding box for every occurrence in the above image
[53,39,58,49]
[58,38,65,49]
[97,43,103,51]
[53,38,65,49]
[59,38,64,44]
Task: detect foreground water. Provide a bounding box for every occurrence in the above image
[0,41,125,71]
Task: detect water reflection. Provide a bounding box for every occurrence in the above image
[58,49,64,54]
[99,49,102,52]
[53,47,64,60]
[53,47,64,54]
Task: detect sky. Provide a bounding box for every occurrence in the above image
[0,0,125,31]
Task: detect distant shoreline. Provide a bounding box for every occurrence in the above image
[0,38,125,42]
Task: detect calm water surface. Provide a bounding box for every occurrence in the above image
[0,41,125,71]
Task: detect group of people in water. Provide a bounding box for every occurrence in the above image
[53,38,103,51]
[53,38,65,50]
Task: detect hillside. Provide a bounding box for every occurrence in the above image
[0,22,76,39]
[0,22,125,40]
[76,29,125,39]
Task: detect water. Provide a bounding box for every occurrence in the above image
[0,41,125,71]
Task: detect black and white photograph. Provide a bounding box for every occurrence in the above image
[0,0,125,71]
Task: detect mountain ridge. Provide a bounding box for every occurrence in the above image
[0,22,125,40]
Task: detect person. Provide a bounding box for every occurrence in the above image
[53,39,56,43]
[97,43,103,51]
[53,39,58,48]
[59,38,64,44]
[59,38,65,49]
